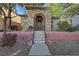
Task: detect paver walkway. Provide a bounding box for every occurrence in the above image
[28,31,50,56]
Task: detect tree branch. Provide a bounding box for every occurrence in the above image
[0,7,6,17]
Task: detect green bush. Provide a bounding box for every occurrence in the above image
[57,21,70,31]
[0,29,3,32]
[66,26,76,32]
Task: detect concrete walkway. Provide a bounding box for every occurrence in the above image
[28,31,50,56]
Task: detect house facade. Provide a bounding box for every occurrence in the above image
[0,4,52,31]
[21,4,51,31]
[1,4,79,32]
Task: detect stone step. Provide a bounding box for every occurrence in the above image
[34,38,45,41]
[34,35,45,37]
[34,31,45,36]
[34,37,45,38]
[28,43,50,56]
[34,37,45,39]
[34,40,45,42]
[34,41,45,43]
[28,31,50,56]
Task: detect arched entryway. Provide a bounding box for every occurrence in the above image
[34,13,45,31]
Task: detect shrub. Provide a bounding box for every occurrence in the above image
[0,29,4,32]
[66,26,76,32]
[1,33,17,48]
[57,21,70,31]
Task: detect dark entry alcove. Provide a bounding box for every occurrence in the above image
[34,14,45,31]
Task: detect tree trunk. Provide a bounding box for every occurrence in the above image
[8,8,11,31]
[70,17,72,26]
[51,19,53,31]
[3,16,7,36]
[0,8,7,36]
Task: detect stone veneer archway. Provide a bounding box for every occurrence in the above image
[21,9,51,31]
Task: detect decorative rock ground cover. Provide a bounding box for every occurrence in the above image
[46,32,79,55]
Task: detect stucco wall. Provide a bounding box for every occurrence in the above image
[0,15,3,29]
[11,12,21,23]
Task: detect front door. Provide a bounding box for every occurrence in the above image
[34,15,44,31]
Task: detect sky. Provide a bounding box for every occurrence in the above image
[13,5,26,16]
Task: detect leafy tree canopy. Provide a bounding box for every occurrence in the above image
[48,3,64,18]
[48,3,79,19]
[64,4,79,17]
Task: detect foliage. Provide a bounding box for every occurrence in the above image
[0,3,21,16]
[0,3,25,33]
[49,4,79,18]
[57,20,76,32]
[66,26,76,32]
[64,4,79,17]
[0,29,4,32]
[48,4,64,18]
[57,21,70,31]
[0,3,16,33]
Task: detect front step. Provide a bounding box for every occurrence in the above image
[34,38,45,41]
[34,36,45,38]
[34,41,45,43]
[28,31,50,56]
[28,43,50,56]
[34,31,45,36]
